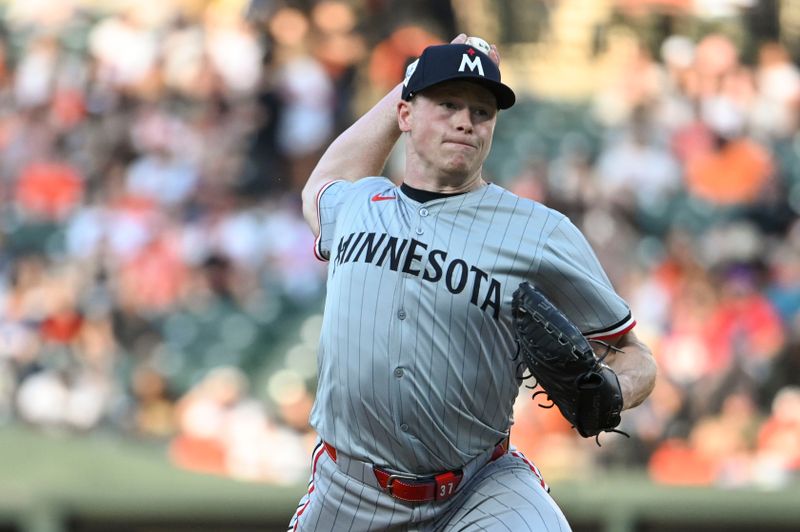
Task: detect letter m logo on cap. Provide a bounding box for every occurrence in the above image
[458,53,484,76]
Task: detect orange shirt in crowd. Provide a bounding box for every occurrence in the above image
[684,138,773,205]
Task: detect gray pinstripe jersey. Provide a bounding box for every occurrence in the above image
[310,177,634,474]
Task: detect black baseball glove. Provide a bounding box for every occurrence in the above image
[512,281,624,439]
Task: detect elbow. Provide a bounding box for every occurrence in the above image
[302,168,335,215]
[301,179,318,208]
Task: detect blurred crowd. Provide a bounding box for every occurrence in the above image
[0,0,799,489]
[507,30,800,489]
[0,0,359,484]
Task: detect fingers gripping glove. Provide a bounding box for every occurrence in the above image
[512,282,625,439]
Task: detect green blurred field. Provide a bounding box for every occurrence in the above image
[0,425,305,531]
[2,425,800,532]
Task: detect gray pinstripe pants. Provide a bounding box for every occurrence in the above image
[289,442,571,531]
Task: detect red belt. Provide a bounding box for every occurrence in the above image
[323,438,509,504]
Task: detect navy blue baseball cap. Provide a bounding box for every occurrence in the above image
[402,43,516,109]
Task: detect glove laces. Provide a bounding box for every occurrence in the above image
[515,336,631,446]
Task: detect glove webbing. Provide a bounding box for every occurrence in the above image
[514,336,630,446]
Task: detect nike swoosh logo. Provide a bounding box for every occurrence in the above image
[371,193,396,202]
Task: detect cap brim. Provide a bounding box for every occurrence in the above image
[413,76,516,110]
[463,77,516,110]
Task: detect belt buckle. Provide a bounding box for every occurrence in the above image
[384,472,420,496]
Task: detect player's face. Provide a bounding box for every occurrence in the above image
[404,81,498,180]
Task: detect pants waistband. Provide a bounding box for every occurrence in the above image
[322,437,509,504]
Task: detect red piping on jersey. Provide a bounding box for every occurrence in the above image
[292,444,326,530]
[510,450,548,491]
[586,319,637,342]
[312,236,326,262]
[313,180,345,262]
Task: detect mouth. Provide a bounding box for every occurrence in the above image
[443,140,477,149]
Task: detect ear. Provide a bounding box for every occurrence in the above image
[397,100,412,132]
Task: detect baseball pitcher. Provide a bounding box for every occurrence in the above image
[291,33,657,531]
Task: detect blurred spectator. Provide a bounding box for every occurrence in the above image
[592,40,663,127]
[750,42,800,139]
[545,134,600,219]
[754,386,800,486]
[204,2,264,97]
[88,10,160,95]
[15,138,84,222]
[125,144,199,209]
[765,241,800,328]
[265,6,337,190]
[161,14,210,100]
[596,107,681,212]
[129,365,176,438]
[274,53,335,189]
[170,366,310,483]
[170,366,248,476]
[707,264,785,378]
[692,34,739,99]
[309,1,367,132]
[14,35,59,109]
[654,35,696,133]
[508,157,548,204]
[684,132,774,206]
[13,262,114,431]
[368,25,441,94]
[116,225,188,313]
[262,199,325,301]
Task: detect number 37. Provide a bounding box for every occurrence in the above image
[440,482,455,497]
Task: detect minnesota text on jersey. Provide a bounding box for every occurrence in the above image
[332,231,502,319]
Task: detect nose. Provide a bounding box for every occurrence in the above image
[453,108,474,134]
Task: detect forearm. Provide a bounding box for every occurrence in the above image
[302,84,404,234]
[603,331,657,410]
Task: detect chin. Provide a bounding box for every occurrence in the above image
[441,166,478,181]
[441,162,469,174]
[442,157,475,174]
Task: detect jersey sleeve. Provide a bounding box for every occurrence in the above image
[314,177,395,261]
[535,217,635,340]
[314,180,350,261]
